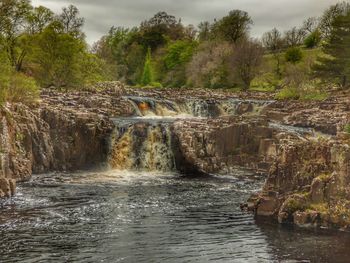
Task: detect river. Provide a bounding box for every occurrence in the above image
[1,170,350,262]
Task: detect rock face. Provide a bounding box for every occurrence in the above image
[172,117,275,175]
[0,84,126,197]
[248,136,350,230]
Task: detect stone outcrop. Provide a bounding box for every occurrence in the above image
[245,134,350,230]
[172,116,275,175]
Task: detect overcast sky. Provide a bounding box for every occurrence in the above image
[31,0,342,44]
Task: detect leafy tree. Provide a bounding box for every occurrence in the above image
[139,11,184,50]
[141,48,154,85]
[160,40,197,87]
[0,0,32,71]
[314,10,350,88]
[164,40,196,70]
[212,10,252,43]
[26,6,54,34]
[285,47,303,64]
[231,39,264,90]
[30,22,85,89]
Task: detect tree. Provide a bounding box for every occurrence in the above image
[139,12,184,50]
[26,6,54,34]
[302,17,319,34]
[262,28,284,77]
[141,48,154,85]
[319,1,350,39]
[161,40,197,87]
[186,42,234,89]
[198,21,211,41]
[0,0,32,71]
[284,27,306,47]
[58,5,85,39]
[31,22,86,89]
[212,10,252,43]
[314,11,350,88]
[231,39,264,90]
[164,40,196,70]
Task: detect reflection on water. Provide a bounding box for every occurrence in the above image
[0,171,350,263]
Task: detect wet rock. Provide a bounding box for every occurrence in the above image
[257,196,280,217]
[0,178,12,197]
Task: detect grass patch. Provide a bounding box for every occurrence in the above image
[275,87,299,100]
[345,124,350,134]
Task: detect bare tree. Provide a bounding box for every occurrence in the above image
[284,27,306,47]
[302,17,319,34]
[58,5,85,38]
[231,39,264,90]
[262,28,284,77]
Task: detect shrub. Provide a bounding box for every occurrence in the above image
[304,30,321,48]
[345,124,350,134]
[149,82,163,88]
[275,87,300,100]
[6,73,40,104]
[285,47,303,63]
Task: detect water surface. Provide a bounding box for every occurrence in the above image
[0,171,350,263]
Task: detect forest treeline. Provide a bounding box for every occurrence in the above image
[1,0,350,103]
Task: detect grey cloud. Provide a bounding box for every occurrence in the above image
[32,0,342,44]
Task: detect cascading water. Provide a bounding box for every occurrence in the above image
[108,118,175,171]
[109,96,275,173]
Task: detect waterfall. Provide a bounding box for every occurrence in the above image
[108,96,274,173]
[108,119,175,171]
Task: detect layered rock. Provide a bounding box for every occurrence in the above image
[172,116,276,175]
[245,133,350,230]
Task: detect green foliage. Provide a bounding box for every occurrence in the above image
[212,10,252,43]
[285,47,303,63]
[250,73,279,92]
[345,124,350,134]
[6,73,39,104]
[30,24,85,89]
[141,48,154,85]
[149,82,163,88]
[0,50,39,104]
[304,30,321,48]
[164,40,197,70]
[275,87,300,100]
[314,10,350,88]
